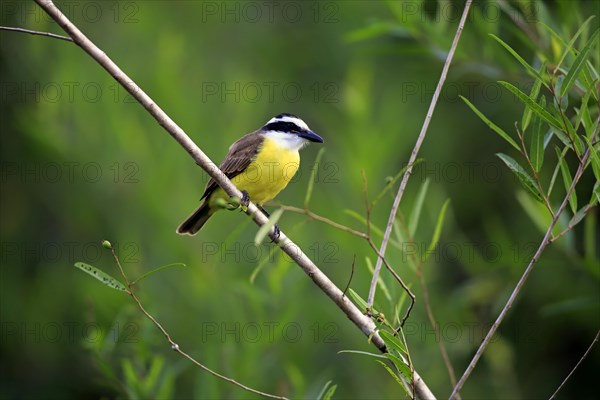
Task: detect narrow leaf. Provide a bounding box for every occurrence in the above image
[582,136,600,182]
[548,147,569,197]
[568,206,588,229]
[254,208,284,245]
[490,34,545,83]
[74,262,127,292]
[497,153,545,203]
[249,245,277,284]
[555,147,578,214]
[460,96,520,151]
[554,16,595,73]
[321,384,337,400]
[408,178,430,237]
[372,161,421,207]
[522,67,545,130]
[591,181,600,206]
[516,190,556,235]
[317,380,337,400]
[304,147,326,208]
[131,263,186,286]
[348,288,369,312]
[376,360,411,396]
[384,353,412,382]
[337,349,387,359]
[344,210,385,238]
[560,27,600,97]
[529,98,545,172]
[499,81,564,130]
[423,199,451,262]
[379,329,407,355]
[348,288,380,315]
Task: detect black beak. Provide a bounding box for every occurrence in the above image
[299,130,324,143]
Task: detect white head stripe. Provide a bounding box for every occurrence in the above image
[266,115,310,131]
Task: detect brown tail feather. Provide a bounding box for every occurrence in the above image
[176,202,214,235]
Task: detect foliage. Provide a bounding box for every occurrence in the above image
[1,1,598,399]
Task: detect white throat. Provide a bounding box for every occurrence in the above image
[264,131,309,151]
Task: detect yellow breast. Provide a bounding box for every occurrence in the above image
[211,136,300,206]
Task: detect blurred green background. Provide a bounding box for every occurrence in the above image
[1,1,598,399]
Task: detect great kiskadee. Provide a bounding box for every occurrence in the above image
[177,113,324,235]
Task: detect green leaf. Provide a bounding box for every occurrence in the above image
[574,88,593,133]
[74,262,128,292]
[379,329,407,355]
[131,263,186,286]
[423,199,451,262]
[498,81,564,131]
[567,206,588,229]
[497,153,544,203]
[560,27,600,97]
[584,203,598,268]
[408,178,430,237]
[304,147,326,208]
[555,147,577,214]
[254,208,284,245]
[372,161,421,207]
[529,98,545,172]
[591,182,600,206]
[522,68,545,130]
[516,190,556,235]
[460,96,520,151]
[553,16,595,73]
[384,353,412,382]
[317,380,338,400]
[548,147,569,197]
[142,356,165,394]
[376,360,411,396]
[249,245,277,284]
[344,210,386,239]
[582,136,600,182]
[490,34,545,82]
[337,349,387,359]
[347,288,377,314]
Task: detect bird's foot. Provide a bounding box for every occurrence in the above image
[240,190,250,207]
[271,224,281,242]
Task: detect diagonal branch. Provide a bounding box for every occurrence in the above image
[368,0,473,307]
[33,0,435,398]
[449,122,599,399]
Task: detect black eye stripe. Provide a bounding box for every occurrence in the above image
[264,121,302,133]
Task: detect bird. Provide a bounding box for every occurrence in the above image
[177,113,324,236]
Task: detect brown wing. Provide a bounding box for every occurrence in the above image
[200,132,263,200]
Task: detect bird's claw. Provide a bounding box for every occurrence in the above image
[240,190,250,208]
[271,224,281,242]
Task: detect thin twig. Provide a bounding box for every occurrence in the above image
[368,0,473,307]
[342,255,356,298]
[549,204,596,244]
[108,246,287,400]
[31,1,435,398]
[361,170,416,325]
[276,204,368,239]
[0,26,73,41]
[549,328,600,399]
[450,122,599,399]
[393,214,458,390]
